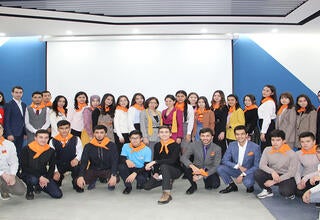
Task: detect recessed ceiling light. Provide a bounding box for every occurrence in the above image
[66,30,73,35]
[271,28,278,33]
[0,33,6,37]
[201,28,208,34]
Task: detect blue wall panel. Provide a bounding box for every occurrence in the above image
[0,37,46,105]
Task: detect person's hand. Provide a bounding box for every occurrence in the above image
[310,175,320,185]
[39,176,49,188]
[235,175,243,184]
[260,133,266,142]
[190,164,201,175]
[145,161,156,171]
[126,160,136,168]
[143,138,149,145]
[302,190,311,204]
[126,172,137,183]
[70,158,79,167]
[192,175,202,182]
[239,166,247,173]
[297,180,306,190]
[176,138,182,144]
[271,171,280,183]
[119,137,125,143]
[77,177,86,189]
[1,173,11,185]
[108,175,117,187]
[218,132,225,141]
[264,180,275,187]
[53,171,60,181]
[153,173,160,180]
[7,135,14,141]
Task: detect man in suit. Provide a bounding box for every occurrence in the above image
[180,127,221,194]
[218,125,261,193]
[4,86,27,160]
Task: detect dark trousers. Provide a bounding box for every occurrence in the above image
[213,137,227,157]
[296,179,319,197]
[259,119,275,152]
[144,164,182,191]
[55,163,81,190]
[254,169,296,197]
[13,134,24,160]
[83,169,120,186]
[183,166,220,188]
[118,163,149,188]
[114,133,130,156]
[71,129,82,138]
[22,173,62,198]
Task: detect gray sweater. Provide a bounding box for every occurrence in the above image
[295,151,319,184]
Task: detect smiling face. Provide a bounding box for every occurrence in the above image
[91,98,100,108]
[235,129,248,145]
[197,98,206,109]
[135,95,144,105]
[244,96,252,107]
[165,97,175,108]
[42,92,52,103]
[119,97,128,107]
[104,96,113,106]
[213,92,221,103]
[262,86,273,98]
[77,94,87,104]
[12,88,23,101]
[280,96,290,105]
[32,94,43,105]
[35,133,50,146]
[148,99,158,110]
[188,94,198,106]
[176,93,186,103]
[200,131,213,146]
[129,134,142,147]
[57,97,66,108]
[297,96,308,108]
[158,127,171,141]
[227,96,236,107]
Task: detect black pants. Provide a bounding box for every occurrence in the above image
[114,133,130,156]
[296,179,319,197]
[259,119,275,152]
[213,136,227,157]
[183,166,220,189]
[55,163,82,191]
[71,129,82,138]
[144,164,182,191]
[118,163,149,188]
[254,169,296,197]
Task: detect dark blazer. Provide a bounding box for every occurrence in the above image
[221,140,261,176]
[212,106,228,136]
[4,99,26,137]
[181,141,221,176]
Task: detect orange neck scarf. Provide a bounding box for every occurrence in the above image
[196,108,209,123]
[116,106,128,112]
[44,101,52,107]
[175,102,185,112]
[133,103,144,111]
[76,102,87,112]
[301,145,317,155]
[30,102,46,111]
[244,104,258,113]
[212,103,220,110]
[297,107,306,113]
[0,136,4,146]
[277,104,288,115]
[269,144,291,154]
[261,97,274,104]
[90,137,110,150]
[129,142,146,153]
[57,107,66,116]
[28,141,50,159]
[228,106,236,113]
[159,138,175,154]
[54,133,73,148]
[105,106,110,112]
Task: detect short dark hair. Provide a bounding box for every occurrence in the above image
[299,131,315,141]
[35,129,50,137]
[158,125,171,132]
[164,94,176,102]
[234,125,247,134]
[270,129,286,140]
[129,130,142,138]
[32,91,43,97]
[144,97,159,109]
[93,125,108,133]
[42,90,51,95]
[199,128,214,136]
[57,120,70,128]
[12,86,23,92]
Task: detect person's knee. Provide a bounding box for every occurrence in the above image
[51,190,63,199]
[243,177,254,188]
[279,187,295,197]
[217,165,226,175]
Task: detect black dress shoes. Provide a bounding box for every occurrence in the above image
[219,184,238,194]
[26,192,34,200]
[122,187,132,194]
[246,186,254,193]
[186,185,197,194]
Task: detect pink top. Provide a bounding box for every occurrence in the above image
[83,107,94,137]
[162,108,183,140]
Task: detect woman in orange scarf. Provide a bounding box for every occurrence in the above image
[275,92,296,149]
[49,95,68,137]
[295,94,317,148]
[243,94,259,144]
[192,96,215,141]
[128,93,145,131]
[82,95,100,145]
[187,92,199,111]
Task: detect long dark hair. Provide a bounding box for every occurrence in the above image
[227,94,240,110]
[211,90,226,109]
[260,85,277,106]
[175,90,188,120]
[295,94,315,114]
[187,92,199,105]
[116,95,130,108]
[74,91,88,110]
[278,92,294,110]
[100,93,116,117]
[0,91,5,106]
[52,95,68,116]
[144,97,159,109]
[197,96,210,110]
[131,93,145,106]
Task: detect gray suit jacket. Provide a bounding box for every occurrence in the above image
[181,141,221,177]
[276,108,297,148]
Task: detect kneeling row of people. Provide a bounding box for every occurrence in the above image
[1,121,318,205]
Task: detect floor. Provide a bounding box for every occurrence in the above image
[0,175,275,220]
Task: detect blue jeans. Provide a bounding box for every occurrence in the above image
[217,164,255,188]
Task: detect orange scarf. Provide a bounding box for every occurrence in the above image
[90,137,110,150]
[297,107,306,113]
[133,103,144,111]
[146,109,162,136]
[212,103,220,110]
[244,104,258,113]
[54,133,73,148]
[196,108,209,123]
[261,97,274,104]
[171,110,178,133]
[159,138,175,154]
[57,107,66,116]
[105,106,110,112]
[277,104,288,115]
[175,102,185,112]
[228,106,236,114]
[75,102,87,112]
[116,106,128,112]
[129,142,146,153]
[301,145,317,155]
[44,101,52,107]
[269,144,291,154]
[28,141,50,159]
[0,136,4,146]
[30,102,46,111]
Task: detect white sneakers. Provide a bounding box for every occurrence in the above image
[257,189,274,199]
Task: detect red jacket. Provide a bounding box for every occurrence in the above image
[0,106,4,125]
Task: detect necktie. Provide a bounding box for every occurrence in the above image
[36,110,40,115]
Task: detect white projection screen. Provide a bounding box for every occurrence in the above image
[47,38,232,110]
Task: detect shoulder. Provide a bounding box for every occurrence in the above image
[3,139,16,149]
[247,141,260,149]
[107,141,117,149]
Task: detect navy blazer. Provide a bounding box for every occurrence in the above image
[222,140,261,176]
[4,99,26,137]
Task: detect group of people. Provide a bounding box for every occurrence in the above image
[0,85,319,205]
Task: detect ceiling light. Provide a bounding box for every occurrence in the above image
[271,28,278,33]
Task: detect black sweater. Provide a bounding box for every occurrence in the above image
[212,106,228,135]
[153,142,181,173]
[244,108,259,134]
